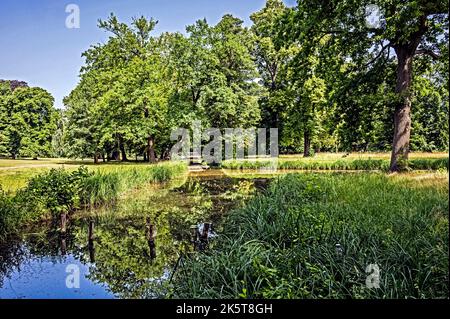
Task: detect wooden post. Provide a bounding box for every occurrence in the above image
[86,220,96,262]
[148,240,156,259]
[146,217,157,259]
[198,222,211,251]
[146,218,157,241]
[88,241,95,263]
[190,225,199,250]
[201,223,211,240]
[60,213,67,234]
[60,236,66,255]
[88,221,95,243]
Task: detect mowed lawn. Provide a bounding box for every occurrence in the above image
[0,152,448,192]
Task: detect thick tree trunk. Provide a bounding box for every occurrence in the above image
[303,130,311,157]
[111,150,120,161]
[390,46,414,171]
[120,144,127,162]
[147,136,156,163]
[94,153,99,164]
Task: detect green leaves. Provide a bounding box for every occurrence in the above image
[0,82,58,159]
[24,166,91,215]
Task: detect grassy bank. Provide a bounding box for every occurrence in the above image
[80,162,187,206]
[221,157,449,171]
[174,172,449,298]
[0,162,187,239]
[0,158,178,193]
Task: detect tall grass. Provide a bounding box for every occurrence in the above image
[80,162,187,207]
[221,157,449,171]
[174,173,449,299]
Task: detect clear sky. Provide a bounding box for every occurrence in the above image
[0,0,296,108]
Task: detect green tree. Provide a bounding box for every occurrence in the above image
[280,0,448,169]
[0,81,57,159]
[65,14,170,163]
[251,0,294,153]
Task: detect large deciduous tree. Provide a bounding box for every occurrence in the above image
[279,0,448,169]
[0,80,58,159]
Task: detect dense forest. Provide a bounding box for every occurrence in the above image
[0,0,448,170]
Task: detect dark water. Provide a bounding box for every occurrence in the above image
[0,173,270,299]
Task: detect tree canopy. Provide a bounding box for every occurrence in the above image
[0,80,58,159]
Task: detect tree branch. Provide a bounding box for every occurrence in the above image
[415,48,441,60]
[363,42,390,68]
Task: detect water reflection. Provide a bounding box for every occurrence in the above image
[0,174,270,299]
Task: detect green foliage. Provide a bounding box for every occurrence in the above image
[2,1,450,162]
[24,166,91,215]
[0,81,58,159]
[63,13,261,162]
[0,187,16,239]
[276,0,448,156]
[174,173,449,298]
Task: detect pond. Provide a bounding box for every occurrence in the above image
[0,171,271,299]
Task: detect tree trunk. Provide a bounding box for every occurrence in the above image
[94,153,99,164]
[147,136,156,163]
[120,144,128,162]
[390,46,414,171]
[303,130,311,157]
[112,150,120,161]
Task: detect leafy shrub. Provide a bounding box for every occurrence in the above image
[24,166,91,216]
[0,187,16,239]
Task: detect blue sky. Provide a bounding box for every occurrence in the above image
[0,0,296,108]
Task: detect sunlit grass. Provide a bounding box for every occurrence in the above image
[1,153,448,192]
[222,156,448,171]
[279,152,449,161]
